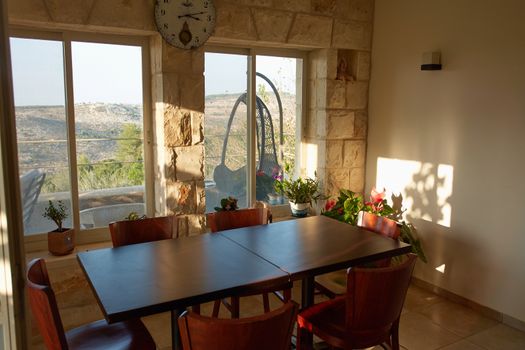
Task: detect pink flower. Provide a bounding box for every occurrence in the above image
[370,187,386,204]
[256,169,265,177]
[325,199,336,211]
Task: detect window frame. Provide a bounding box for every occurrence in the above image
[204,45,308,209]
[9,28,154,252]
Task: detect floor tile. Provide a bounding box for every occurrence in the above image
[467,324,525,350]
[399,312,461,350]
[418,300,499,337]
[403,284,444,312]
[437,339,486,350]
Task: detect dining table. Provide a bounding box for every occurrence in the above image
[78,215,411,349]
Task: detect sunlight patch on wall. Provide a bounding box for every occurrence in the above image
[376,157,454,227]
[302,142,318,178]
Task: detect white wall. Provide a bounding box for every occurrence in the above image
[368,0,525,322]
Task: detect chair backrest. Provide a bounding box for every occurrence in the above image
[358,211,400,239]
[26,258,68,350]
[20,169,46,228]
[178,301,298,350]
[206,207,269,233]
[108,215,177,247]
[345,254,417,348]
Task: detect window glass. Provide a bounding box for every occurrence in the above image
[11,38,72,235]
[71,42,145,229]
[204,52,249,211]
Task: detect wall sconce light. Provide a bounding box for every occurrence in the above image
[421,51,442,70]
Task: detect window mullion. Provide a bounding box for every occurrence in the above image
[62,37,81,232]
[246,53,256,207]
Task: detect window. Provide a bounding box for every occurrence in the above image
[10,32,151,242]
[204,50,304,211]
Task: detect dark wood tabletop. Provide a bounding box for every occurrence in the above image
[77,233,290,324]
[220,215,412,280]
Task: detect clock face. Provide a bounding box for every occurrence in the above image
[155,0,216,49]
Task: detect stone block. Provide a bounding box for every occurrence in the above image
[180,74,204,112]
[305,109,317,139]
[88,0,155,30]
[162,73,180,107]
[272,0,310,13]
[188,214,206,235]
[326,140,343,168]
[174,145,204,181]
[166,181,196,214]
[288,14,332,47]
[349,167,365,193]
[346,81,368,109]
[347,0,375,22]
[196,181,206,213]
[235,0,272,7]
[44,0,94,24]
[332,19,372,50]
[177,215,189,236]
[316,109,327,138]
[214,3,257,41]
[327,110,355,139]
[309,80,317,109]
[326,168,350,195]
[354,111,368,138]
[312,0,336,15]
[164,107,192,147]
[192,47,205,75]
[164,147,176,184]
[162,43,193,74]
[150,36,163,75]
[252,8,293,43]
[326,49,339,80]
[191,112,204,145]
[315,79,327,109]
[8,0,50,22]
[343,140,366,168]
[355,51,371,81]
[326,79,346,108]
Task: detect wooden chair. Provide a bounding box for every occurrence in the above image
[206,207,291,318]
[27,258,156,350]
[297,254,417,350]
[315,212,402,299]
[109,215,177,247]
[109,215,200,314]
[178,301,298,350]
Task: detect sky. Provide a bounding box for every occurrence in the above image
[10,38,298,106]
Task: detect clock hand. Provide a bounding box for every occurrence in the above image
[178,14,201,20]
[186,11,207,16]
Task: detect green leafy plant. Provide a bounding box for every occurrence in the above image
[42,200,68,231]
[273,163,323,204]
[214,196,239,212]
[323,188,427,262]
[125,211,146,220]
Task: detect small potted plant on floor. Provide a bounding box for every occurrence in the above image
[43,200,75,255]
[273,163,323,217]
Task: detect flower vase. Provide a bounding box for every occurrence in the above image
[290,202,309,217]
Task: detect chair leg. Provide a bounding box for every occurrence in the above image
[284,288,292,302]
[262,293,270,313]
[391,318,400,350]
[231,296,240,318]
[212,300,221,318]
[296,325,313,350]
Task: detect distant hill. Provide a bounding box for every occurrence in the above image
[15,92,297,178]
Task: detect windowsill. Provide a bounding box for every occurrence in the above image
[25,240,113,264]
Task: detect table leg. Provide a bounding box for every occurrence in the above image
[171,308,184,350]
[301,276,315,309]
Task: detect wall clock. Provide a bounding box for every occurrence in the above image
[155,0,216,49]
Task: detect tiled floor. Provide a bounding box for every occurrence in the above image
[141,282,525,350]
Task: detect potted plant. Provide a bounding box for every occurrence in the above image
[43,200,74,255]
[273,163,323,217]
[323,188,427,262]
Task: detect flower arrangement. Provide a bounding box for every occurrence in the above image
[273,163,323,205]
[214,196,239,211]
[323,188,427,262]
[42,200,68,231]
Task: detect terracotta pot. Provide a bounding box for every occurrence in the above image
[290,202,310,217]
[48,228,75,256]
